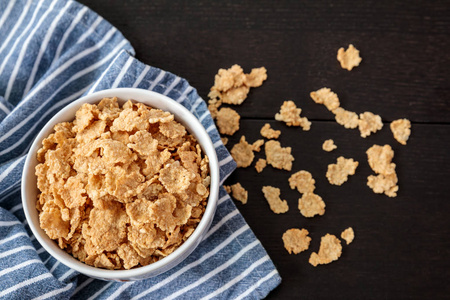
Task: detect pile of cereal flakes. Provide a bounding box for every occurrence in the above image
[210,46,411,267]
[36,98,210,270]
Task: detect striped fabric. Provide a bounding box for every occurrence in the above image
[0,0,281,299]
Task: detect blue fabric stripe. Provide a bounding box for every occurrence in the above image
[0,0,281,299]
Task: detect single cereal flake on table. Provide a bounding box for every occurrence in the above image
[221,137,228,145]
[262,186,289,214]
[341,227,355,245]
[289,170,315,194]
[282,228,311,254]
[358,111,383,138]
[309,234,342,267]
[298,192,325,218]
[310,88,340,111]
[216,107,240,135]
[244,67,268,87]
[260,123,281,139]
[229,182,248,204]
[265,140,295,171]
[275,100,311,130]
[390,118,411,145]
[255,158,267,173]
[332,107,359,129]
[231,136,255,168]
[322,139,337,152]
[326,156,359,185]
[367,173,399,197]
[337,44,362,71]
[251,139,265,152]
[366,144,396,175]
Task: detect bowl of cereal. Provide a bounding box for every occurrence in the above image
[21,88,219,281]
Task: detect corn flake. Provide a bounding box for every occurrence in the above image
[282,228,311,254]
[260,123,280,139]
[332,107,359,129]
[262,186,289,214]
[255,158,267,173]
[337,44,362,71]
[310,88,340,111]
[275,100,311,130]
[322,139,337,152]
[289,170,315,194]
[358,112,383,138]
[251,139,265,152]
[309,234,342,266]
[231,136,255,168]
[216,107,240,135]
[367,173,399,197]
[366,144,396,175]
[298,192,325,217]
[341,227,355,245]
[229,183,248,204]
[326,156,359,185]
[390,118,411,145]
[265,140,294,171]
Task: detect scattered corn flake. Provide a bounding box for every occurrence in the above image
[337,44,362,71]
[214,64,246,92]
[367,173,399,197]
[390,118,411,145]
[216,107,240,135]
[262,186,289,214]
[223,185,232,194]
[358,112,383,138]
[322,139,337,152]
[207,98,222,119]
[341,227,355,245]
[282,228,311,254]
[244,67,268,87]
[310,88,340,111]
[289,170,315,194]
[255,158,267,173]
[260,123,281,139]
[221,85,250,105]
[229,183,248,204]
[265,140,295,171]
[298,192,326,218]
[231,136,255,168]
[309,234,342,267]
[326,156,359,185]
[366,144,396,175]
[275,100,311,130]
[332,107,359,129]
[221,137,228,145]
[251,139,265,152]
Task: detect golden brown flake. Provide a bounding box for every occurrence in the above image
[275,100,311,130]
[310,88,340,111]
[366,144,396,175]
[367,173,399,197]
[309,234,342,266]
[337,44,362,71]
[221,137,228,145]
[260,123,281,139]
[251,139,265,152]
[231,136,255,168]
[390,118,411,145]
[282,228,311,254]
[216,107,240,136]
[255,158,267,173]
[265,140,295,171]
[341,227,355,245]
[262,186,289,214]
[332,107,359,129]
[358,112,383,138]
[207,98,222,119]
[288,170,315,194]
[229,183,248,204]
[322,139,337,152]
[298,192,326,218]
[244,67,268,87]
[326,156,359,185]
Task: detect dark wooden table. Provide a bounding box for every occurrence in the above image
[80,1,450,298]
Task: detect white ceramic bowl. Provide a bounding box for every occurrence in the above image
[22,88,219,281]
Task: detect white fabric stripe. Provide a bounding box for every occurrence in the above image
[110,56,134,88]
[11,25,117,112]
[218,195,230,205]
[189,97,203,112]
[23,219,28,226]
[0,245,34,259]
[88,282,113,300]
[213,140,222,148]
[76,15,103,44]
[0,182,20,200]
[200,255,270,300]
[131,65,151,88]
[234,269,278,300]
[30,235,36,241]
[175,86,193,103]
[219,155,233,167]
[106,283,130,300]
[204,209,239,241]
[9,203,22,214]
[0,0,16,30]
[0,37,126,151]
[0,0,44,76]
[58,269,76,281]
[86,51,124,94]
[0,86,89,157]
[4,0,59,100]
[0,273,53,298]
[162,77,181,96]
[0,232,27,246]
[206,124,215,133]
[0,156,24,184]
[53,6,89,62]
[148,70,167,91]
[72,277,94,296]
[163,240,260,300]
[198,110,210,123]
[0,0,32,56]
[36,247,46,255]
[0,220,20,226]
[22,1,73,97]
[43,256,52,265]
[129,225,250,300]
[0,101,11,114]
[32,282,73,300]
[49,261,60,273]
[0,259,42,277]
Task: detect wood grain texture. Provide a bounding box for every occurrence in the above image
[78,0,450,298]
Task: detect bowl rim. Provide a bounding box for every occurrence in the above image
[21,88,220,280]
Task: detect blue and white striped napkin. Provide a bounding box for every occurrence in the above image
[0,0,281,299]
